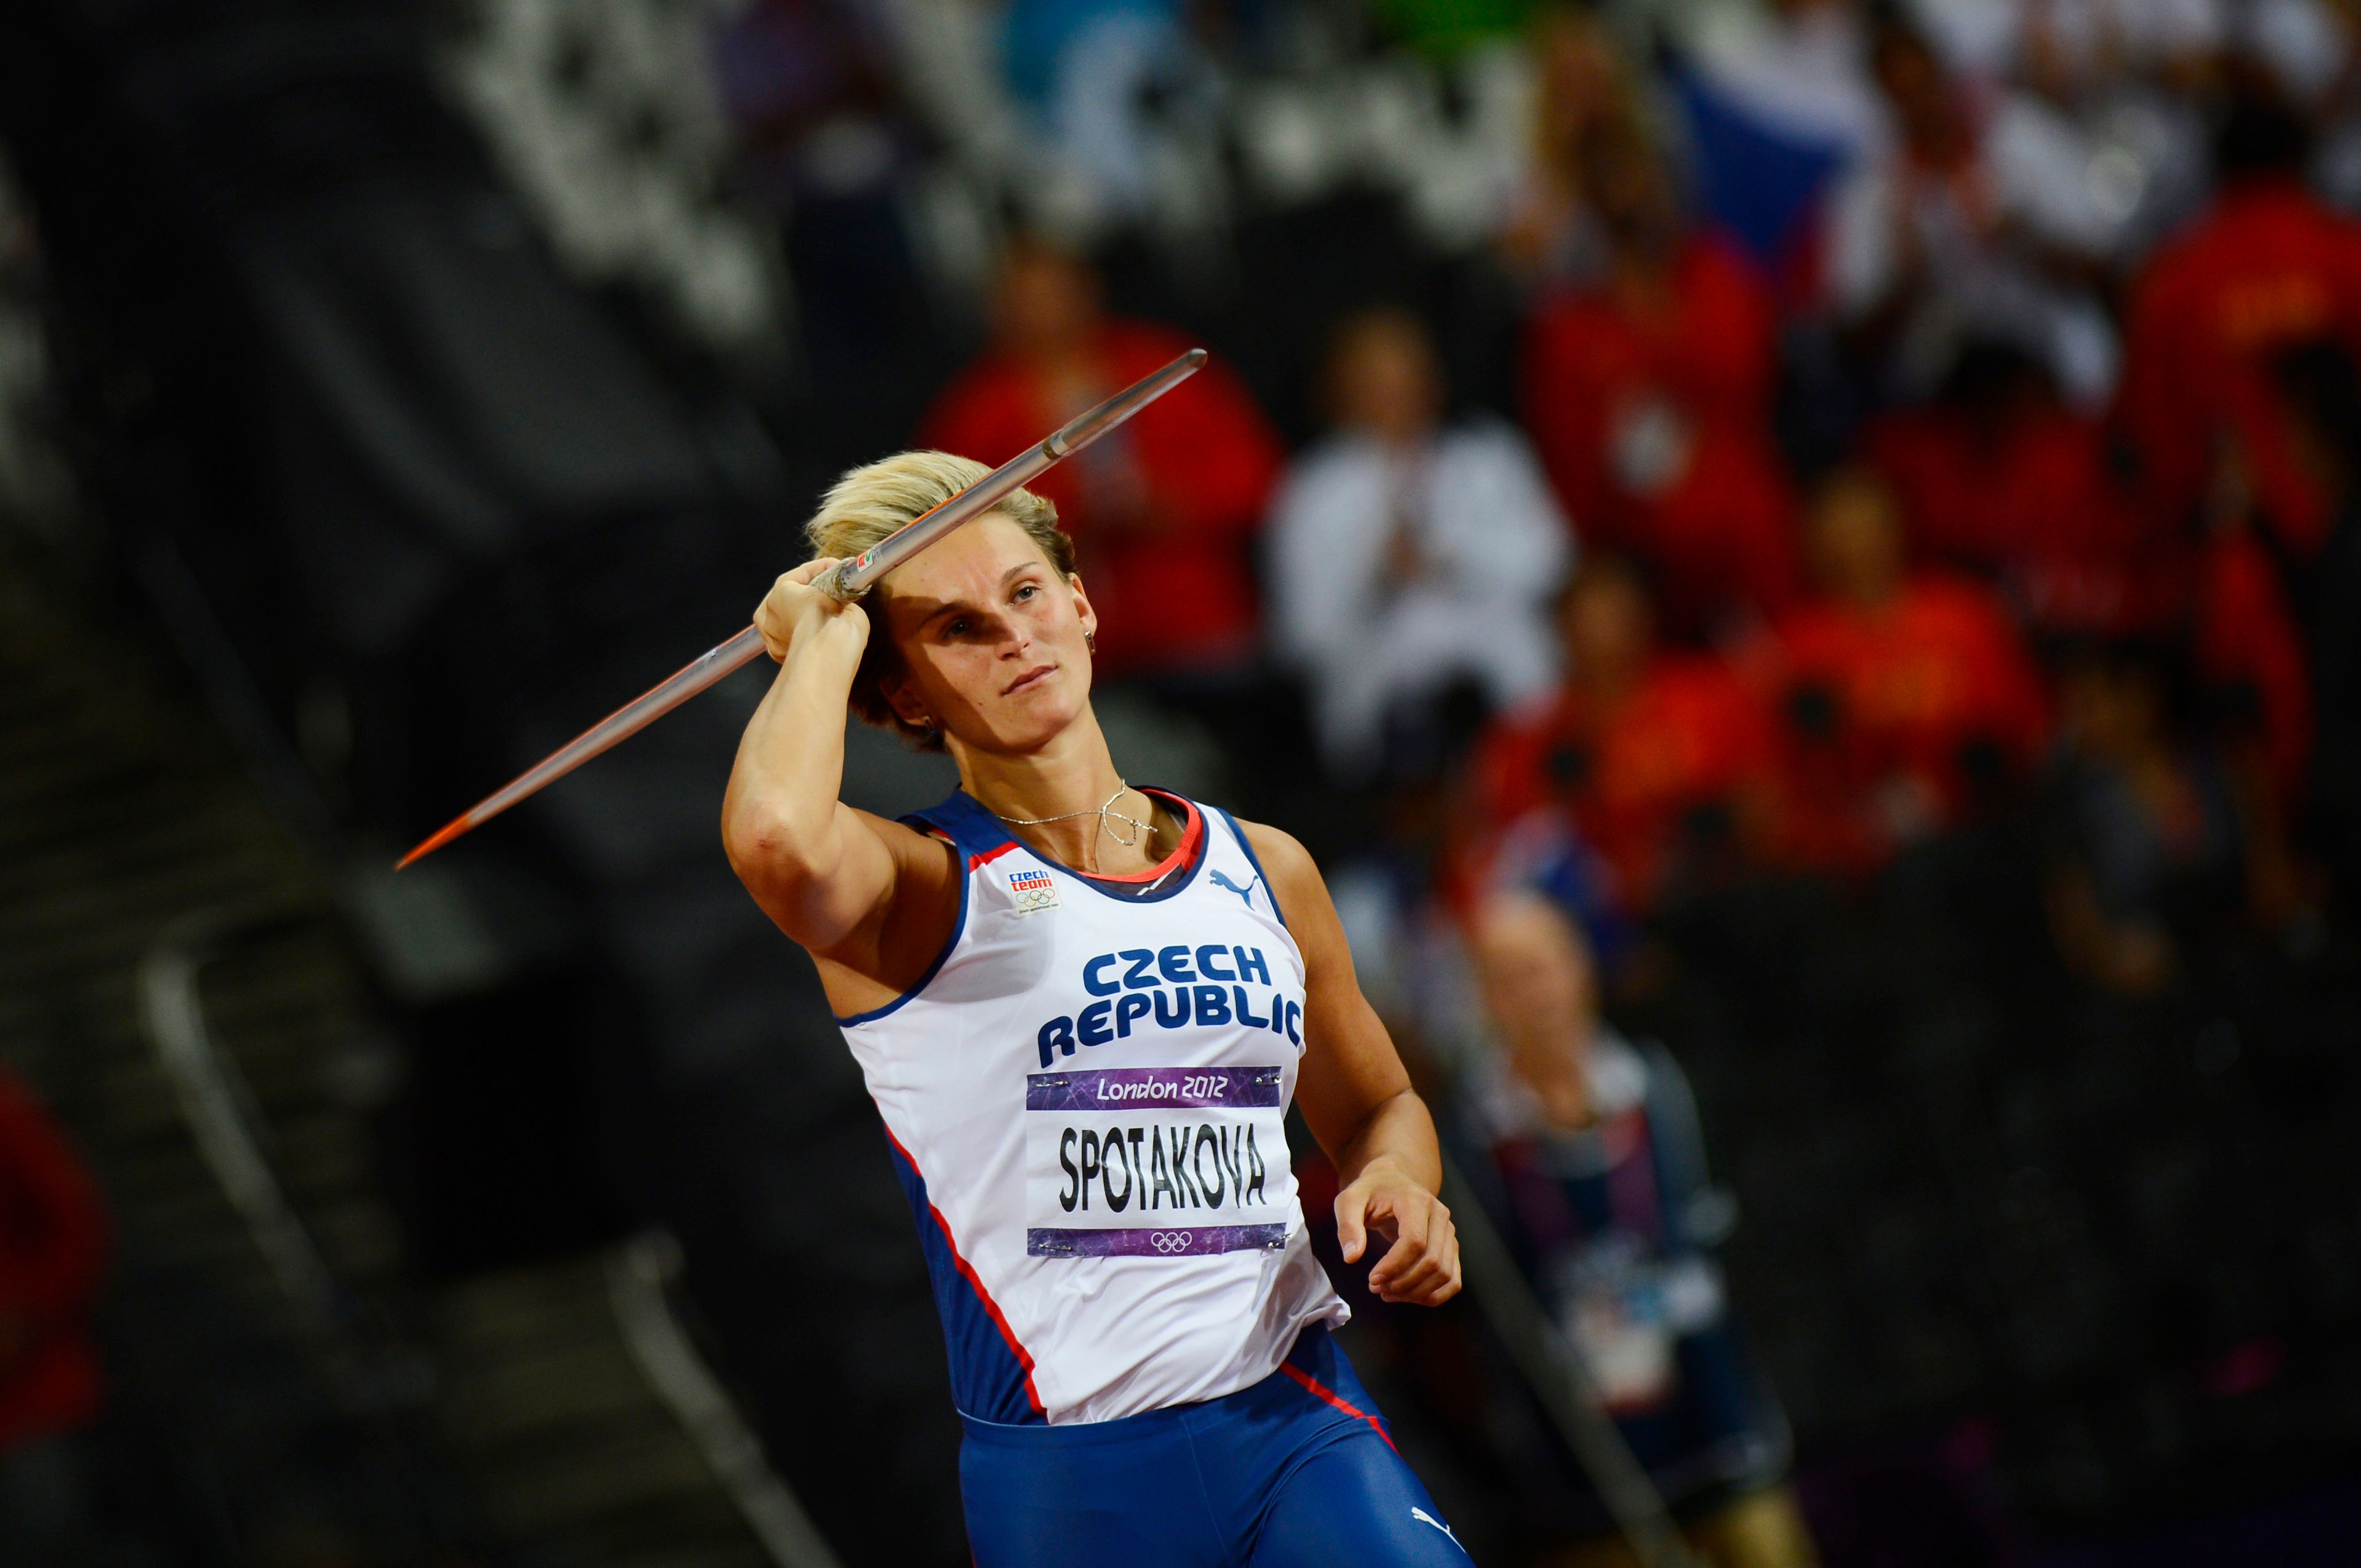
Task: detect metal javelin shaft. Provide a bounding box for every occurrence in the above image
[396,347,1208,870]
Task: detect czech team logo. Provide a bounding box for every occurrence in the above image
[1008,866,1061,913]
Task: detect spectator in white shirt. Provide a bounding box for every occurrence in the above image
[1269,309,1573,782]
[1827,4,2127,404]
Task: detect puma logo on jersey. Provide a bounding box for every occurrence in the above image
[1208,869,1260,908]
[1411,1508,1463,1550]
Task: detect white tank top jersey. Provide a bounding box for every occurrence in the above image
[837,787,1350,1427]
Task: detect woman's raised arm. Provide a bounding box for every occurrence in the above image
[721,560,951,968]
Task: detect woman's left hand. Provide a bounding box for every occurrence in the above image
[1336,1158,1462,1306]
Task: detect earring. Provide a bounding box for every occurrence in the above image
[1085,631,1097,653]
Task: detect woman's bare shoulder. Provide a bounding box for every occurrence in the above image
[805,809,964,1005]
[854,806,965,941]
[1232,818,1330,925]
[850,805,955,866]
[1234,817,1317,883]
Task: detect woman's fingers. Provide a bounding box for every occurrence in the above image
[1364,1200,1429,1293]
[1375,1252,1438,1301]
[1426,1214,1463,1303]
[753,558,845,661]
[1333,1182,1376,1264]
[1366,1231,1418,1292]
[1340,1176,1462,1305]
[1381,1256,1456,1305]
[1365,1196,1461,1305]
[754,598,792,661]
[1378,1229,1449,1298]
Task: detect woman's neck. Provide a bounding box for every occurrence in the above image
[953,712,1170,875]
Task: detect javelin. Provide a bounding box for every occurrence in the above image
[396,347,1209,870]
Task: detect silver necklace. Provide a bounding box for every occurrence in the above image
[993,781,1153,872]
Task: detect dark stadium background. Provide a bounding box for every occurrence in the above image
[0,0,2357,1564]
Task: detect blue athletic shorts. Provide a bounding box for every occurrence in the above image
[959,1324,1473,1567]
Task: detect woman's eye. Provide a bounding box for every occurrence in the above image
[946,619,970,637]
[1013,584,1037,602]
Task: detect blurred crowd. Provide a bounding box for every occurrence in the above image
[629,0,2351,987]
[884,0,2360,966]
[482,0,2361,1014]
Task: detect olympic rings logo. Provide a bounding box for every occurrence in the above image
[1149,1232,1194,1254]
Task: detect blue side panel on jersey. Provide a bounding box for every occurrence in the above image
[903,790,1018,862]
[1214,808,1286,929]
[886,1136,1044,1425]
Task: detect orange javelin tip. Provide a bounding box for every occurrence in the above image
[396,815,474,870]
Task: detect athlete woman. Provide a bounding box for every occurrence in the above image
[722,451,1471,1566]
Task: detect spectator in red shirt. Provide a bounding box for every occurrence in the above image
[2192,518,2313,808]
[1753,466,2050,872]
[1520,116,1801,637]
[1470,556,1778,915]
[1863,344,2173,637]
[917,239,1284,678]
[2121,79,2361,557]
[0,1067,108,1560]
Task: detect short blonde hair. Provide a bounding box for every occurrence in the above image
[805,450,1077,750]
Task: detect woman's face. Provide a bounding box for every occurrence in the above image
[873,515,1098,755]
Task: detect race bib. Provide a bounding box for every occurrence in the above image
[1026,1065,1292,1259]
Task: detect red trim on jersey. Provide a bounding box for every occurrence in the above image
[967,841,1019,872]
[879,1124,1045,1416]
[1078,792,1203,884]
[1279,1361,1397,1452]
